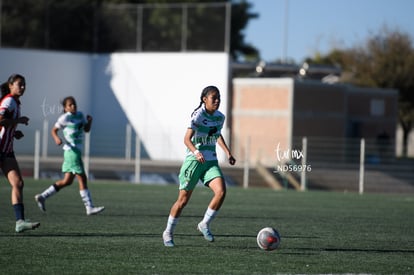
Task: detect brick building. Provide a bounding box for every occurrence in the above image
[231,78,398,166]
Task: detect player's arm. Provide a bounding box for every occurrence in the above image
[84,115,93,132]
[0,114,29,127]
[184,128,205,163]
[183,128,196,152]
[217,134,236,165]
[14,130,24,140]
[51,126,62,145]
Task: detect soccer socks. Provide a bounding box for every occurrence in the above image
[40,184,58,199]
[165,209,216,233]
[42,186,95,208]
[201,207,217,226]
[163,216,178,247]
[165,215,179,234]
[13,203,24,221]
[198,208,217,242]
[80,189,94,208]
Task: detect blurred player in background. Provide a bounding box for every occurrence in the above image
[0,74,40,232]
[163,85,236,247]
[35,96,104,216]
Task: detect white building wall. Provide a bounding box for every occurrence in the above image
[0,48,229,161]
[107,52,229,160]
[0,48,95,155]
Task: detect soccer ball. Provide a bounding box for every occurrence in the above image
[256,227,281,251]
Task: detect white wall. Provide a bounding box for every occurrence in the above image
[0,48,96,155]
[0,48,92,124]
[0,48,229,161]
[107,52,229,160]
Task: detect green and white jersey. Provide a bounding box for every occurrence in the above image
[187,105,225,161]
[55,111,87,151]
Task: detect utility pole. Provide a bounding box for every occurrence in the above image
[282,0,289,63]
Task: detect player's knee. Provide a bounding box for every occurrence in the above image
[176,198,189,209]
[57,180,73,188]
[15,179,24,190]
[212,185,226,200]
[217,189,226,200]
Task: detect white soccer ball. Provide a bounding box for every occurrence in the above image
[256,227,281,251]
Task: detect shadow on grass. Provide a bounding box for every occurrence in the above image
[283,246,414,255]
[0,232,317,239]
[4,232,411,255]
[0,232,161,238]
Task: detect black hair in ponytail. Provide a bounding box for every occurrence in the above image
[0,82,9,100]
[191,85,220,117]
[1,74,25,101]
[61,96,77,113]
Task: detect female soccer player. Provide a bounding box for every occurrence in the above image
[0,74,40,232]
[35,96,104,216]
[162,85,236,247]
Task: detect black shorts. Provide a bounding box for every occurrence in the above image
[0,152,16,162]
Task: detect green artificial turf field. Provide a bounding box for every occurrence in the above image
[0,179,413,274]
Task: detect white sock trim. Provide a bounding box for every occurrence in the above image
[202,207,218,226]
[165,215,178,233]
[41,185,57,199]
[80,189,93,208]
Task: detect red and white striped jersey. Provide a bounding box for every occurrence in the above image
[0,94,21,153]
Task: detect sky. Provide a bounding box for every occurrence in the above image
[244,0,414,63]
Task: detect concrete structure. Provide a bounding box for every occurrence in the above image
[232,78,398,166]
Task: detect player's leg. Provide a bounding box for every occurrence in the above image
[206,176,226,211]
[170,189,194,217]
[2,156,40,232]
[163,160,201,247]
[198,162,226,242]
[197,176,226,242]
[35,149,78,211]
[163,189,194,247]
[76,173,105,215]
[35,172,75,212]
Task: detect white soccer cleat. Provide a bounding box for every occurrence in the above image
[34,194,46,212]
[163,231,175,247]
[197,222,214,242]
[15,219,40,233]
[86,206,105,216]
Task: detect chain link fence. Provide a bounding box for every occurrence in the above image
[13,126,414,192]
[0,2,231,53]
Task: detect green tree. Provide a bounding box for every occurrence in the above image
[230,0,259,61]
[305,28,414,157]
[0,0,259,60]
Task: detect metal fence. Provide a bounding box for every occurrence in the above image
[290,136,396,165]
[14,125,414,192]
[0,2,231,53]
